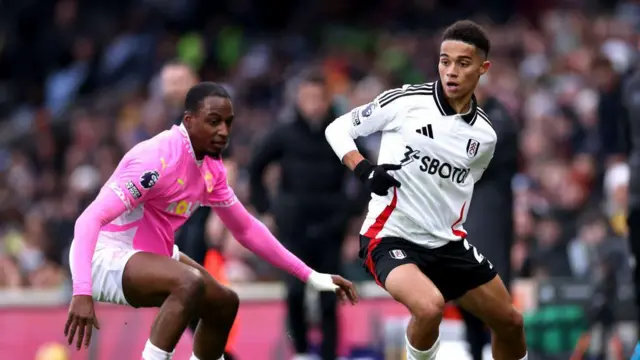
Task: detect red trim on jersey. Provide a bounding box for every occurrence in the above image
[363,188,398,287]
[451,201,468,238]
[363,187,398,238]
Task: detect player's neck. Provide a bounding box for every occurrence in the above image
[445,92,474,115]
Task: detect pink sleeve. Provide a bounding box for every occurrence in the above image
[206,164,238,208]
[70,147,170,296]
[213,202,312,281]
[70,188,129,295]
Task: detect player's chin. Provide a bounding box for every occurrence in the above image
[206,144,226,157]
[444,85,467,99]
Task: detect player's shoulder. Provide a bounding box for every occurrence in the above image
[374,82,437,109]
[472,105,497,143]
[124,127,182,169]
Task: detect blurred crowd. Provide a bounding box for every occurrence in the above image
[0,0,639,290]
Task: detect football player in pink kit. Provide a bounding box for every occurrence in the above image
[65,82,359,360]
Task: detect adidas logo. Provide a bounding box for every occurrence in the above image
[416,124,434,138]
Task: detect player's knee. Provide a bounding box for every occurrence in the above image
[221,288,240,317]
[493,306,524,336]
[411,296,445,325]
[175,267,206,302]
[203,287,239,323]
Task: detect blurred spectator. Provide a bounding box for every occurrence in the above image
[248,70,362,360]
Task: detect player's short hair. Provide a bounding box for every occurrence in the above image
[442,20,490,58]
[184,82,230,113]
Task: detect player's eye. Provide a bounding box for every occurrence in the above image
[440,59,449,66]
[459,62,469,67]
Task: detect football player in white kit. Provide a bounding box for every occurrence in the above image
[325,20,527,360]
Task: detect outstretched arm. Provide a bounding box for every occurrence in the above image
[213,201,313,281]
[207,164,357,302]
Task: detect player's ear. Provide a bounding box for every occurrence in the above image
[479,60,491,76]
[182,111,192,128]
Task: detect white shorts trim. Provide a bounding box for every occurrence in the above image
[91,244,180,305]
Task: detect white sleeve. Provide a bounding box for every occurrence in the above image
[325,88,405,161]
[471,139,496,183]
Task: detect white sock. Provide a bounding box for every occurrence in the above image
[142,340,174,360]
[405,333,440,360]
[189,354,224,360]
[519,353,528,360]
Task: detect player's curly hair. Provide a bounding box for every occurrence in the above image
[184,82,231,113]
[442,20,490,58]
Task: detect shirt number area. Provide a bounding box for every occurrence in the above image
[166,200,201,217]
[463,239,493,268]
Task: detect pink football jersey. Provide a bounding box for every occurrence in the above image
[101,124,237,256]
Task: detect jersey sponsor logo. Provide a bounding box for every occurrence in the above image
[466,139,480,158]
[400,146,470,184]
[166,200,201,217]
[389,249,407,259]
[415,125,434,138]
[125,181,142,199]
[361,102,376,117]
[140,170,160,189]
[419,156,470,184]
[400,146,421,165]
[351,109,361,126]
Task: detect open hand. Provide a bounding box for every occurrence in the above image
[331,275,359,305]
[64,295,100,350]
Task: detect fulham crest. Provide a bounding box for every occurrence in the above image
[389,249,407,259]
[466,139,480,158]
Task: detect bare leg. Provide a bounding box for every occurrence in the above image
[456,275,527,360]
[122,252,205,353]
[385,264,445,360]
[179,253,239,358]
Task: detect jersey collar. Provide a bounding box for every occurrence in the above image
[433,80,478,125]
[178,123,203,167]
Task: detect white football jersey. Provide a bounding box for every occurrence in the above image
[325,81,497,248]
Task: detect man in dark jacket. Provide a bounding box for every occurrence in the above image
[459,84,519,360]
[248,70,362,360]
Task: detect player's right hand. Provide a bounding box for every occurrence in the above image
[65,295,100,350]
[354,160,402,196]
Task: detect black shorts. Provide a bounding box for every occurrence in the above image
[359,235,498,302]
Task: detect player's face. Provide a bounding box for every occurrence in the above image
[438,40,490,100]
[184,96,234,158]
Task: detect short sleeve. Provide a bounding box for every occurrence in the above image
[206,165,238,208]
[106,149,169,211]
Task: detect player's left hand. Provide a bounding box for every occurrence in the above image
[331,274,359,305]
[65,295,100,350]
[307,271,359,305]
